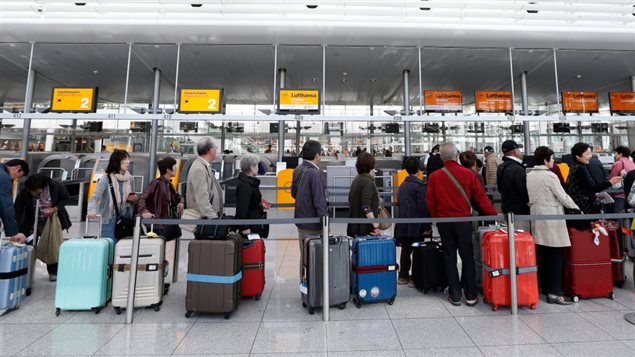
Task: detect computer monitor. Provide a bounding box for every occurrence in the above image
[282,156,299,169]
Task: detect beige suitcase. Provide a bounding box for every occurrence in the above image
[111,237,166,314]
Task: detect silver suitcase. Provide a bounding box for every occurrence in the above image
[111,237,166,314]
[301,235,350,314]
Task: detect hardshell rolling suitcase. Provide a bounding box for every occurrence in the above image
[111,237,166,314]
[301,235,350,314]
[482,229,539,311]
[411,240,447,293]
[185,234,241,319]
[563,223,613,302]
[623,218,635,259]
[54,216,115,315]
[0,243,29,315]
[474,225,500,291]
[606,221,626,288]
[351,236,397,307]
[241,238,265,300]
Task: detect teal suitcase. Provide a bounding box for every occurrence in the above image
[54,217,114,315]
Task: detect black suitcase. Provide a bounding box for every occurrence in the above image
[411,241,447,293]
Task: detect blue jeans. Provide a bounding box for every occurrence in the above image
[101,214,116,240]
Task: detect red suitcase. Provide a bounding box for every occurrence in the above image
[482,230,539,311]
[241,239,265,300]
[606,221,626,288]
[563,223,613,301]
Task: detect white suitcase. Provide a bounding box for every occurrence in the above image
[111,237,166,314]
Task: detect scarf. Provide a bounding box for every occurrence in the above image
[108,172,132,217]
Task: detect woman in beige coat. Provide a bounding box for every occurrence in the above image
[527,146,580,305]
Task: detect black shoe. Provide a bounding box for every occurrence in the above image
[465,297,479,307]
[444,287,461,306]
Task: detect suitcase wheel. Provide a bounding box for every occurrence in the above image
[114,307,122,315]
[153,304,161,312]
[354,299,361,309]
[530,304,537,310]
[337,303,346,310]
[308,307,315,315]
[608,292,614,300]
[572,296,579,303]
[615,281,625,289]
[255,294,262,301]
[26,288,32,297]
[55,308,60,317]
[302,302,307,308]
[92,307,101,314]
[492,305,498,311]
[388,298,395,306]
[224,312,231,320]
[185,311,193,318]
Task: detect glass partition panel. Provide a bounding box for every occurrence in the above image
[0,43,31,152]
[511,49,558,116]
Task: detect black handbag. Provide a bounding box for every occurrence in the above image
[194,214,234,239]
[107,175,135,239]
[254,211,269,238]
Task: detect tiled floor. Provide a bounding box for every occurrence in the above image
[2,212,635,356]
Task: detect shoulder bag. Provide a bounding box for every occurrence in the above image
[107,175,135,239]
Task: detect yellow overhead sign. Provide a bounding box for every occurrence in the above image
[51,87,97,112]
[278,89,320,113]
[179,89,223,113]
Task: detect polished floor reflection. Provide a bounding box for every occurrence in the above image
[2,214,635,356]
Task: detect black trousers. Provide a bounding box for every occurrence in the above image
[438,222,476,301]
[536,244,565,296]
[398,237,416,278]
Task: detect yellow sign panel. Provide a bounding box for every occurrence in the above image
[276,168,295,210]
[179,89,222,113]
[278,89,320,112]
[51,87,97,112]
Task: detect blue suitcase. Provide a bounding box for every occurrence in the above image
[54,217,114,315]
[0,243,29,315]
[351,236,398,308]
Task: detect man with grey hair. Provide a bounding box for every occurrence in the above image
[426,142,497,307]
[182,137,223,233]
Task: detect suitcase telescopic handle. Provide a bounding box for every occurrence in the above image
[84,214,102,239]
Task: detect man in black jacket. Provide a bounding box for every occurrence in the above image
[497,140,531,231]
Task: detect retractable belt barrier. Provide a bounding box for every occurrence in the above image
[123,212,635,324]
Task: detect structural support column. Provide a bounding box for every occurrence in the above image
[148,68,161,184]
[627,76,635,148]
[368,105,373,154]
[520,71,531,155]
[69,119,77,153]
[403,70,411,156]
[220,123,226,152]
[20,43,35,159]
[278,68,286,162]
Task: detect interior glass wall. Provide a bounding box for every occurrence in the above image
[0,43,31,153]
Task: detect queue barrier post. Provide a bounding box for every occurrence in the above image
[322,214,330,322]
[506,212,518,316]
[125,216,142,324]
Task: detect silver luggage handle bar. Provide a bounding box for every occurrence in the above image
[85,214,102,239]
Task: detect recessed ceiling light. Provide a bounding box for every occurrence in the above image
[420,0,431,11]
[306,5,318,9]
[75,2,86,6]
[576,74,583,79]
[341,78,347,83]
[191,4,202,7]
[342,72,348,76]
[527,2,538,14]
[370,78,376,83]
[92,70,99,75]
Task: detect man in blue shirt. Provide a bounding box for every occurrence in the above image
[0,159,29,243]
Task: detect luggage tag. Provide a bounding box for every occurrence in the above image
[143,224,159,238]
[247,233,261,240]
[591,223,608,247]
[298,282,308,295]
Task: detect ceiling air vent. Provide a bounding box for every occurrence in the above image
[527,2,539,14]
[74,2,86,5]
[420,0,430,11]
[307,5,318,9]
[191,4,202,8]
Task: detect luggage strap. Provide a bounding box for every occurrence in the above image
[482,263,537,278]
[187,272,242,284]
[568,260,611,267]
[0,268,28,280]
[352,264,398,274]
[114,262,165,272]
[243,262,264,271]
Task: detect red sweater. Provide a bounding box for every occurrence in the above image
[426,160,498,218]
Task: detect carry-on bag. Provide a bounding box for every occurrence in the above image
[622,217,635,258]
[185,233,241,319]
[351,236,397,307]
[301,235,350,314]
[0,237,30,315]
[474,225,501,291]
[606,221,626,288]
[411,240,447,293]
[54,215,114,315]
[563,223,613,302]
[241,238,265,300]
[111,236,166,314]
[482,229,539,311]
